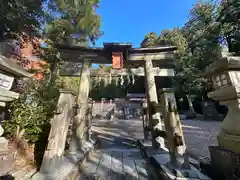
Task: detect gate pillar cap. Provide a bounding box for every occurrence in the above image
[59,89,77,96]
[158,88,174,94]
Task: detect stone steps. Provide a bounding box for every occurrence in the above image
[78,149,149,180]
[2,166,37,180]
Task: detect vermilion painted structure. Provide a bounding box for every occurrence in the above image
[112,52,123,69]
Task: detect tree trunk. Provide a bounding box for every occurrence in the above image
[186,94,195,114]
[50,61,58,83]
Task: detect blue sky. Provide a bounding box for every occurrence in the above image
[95,0,197,48]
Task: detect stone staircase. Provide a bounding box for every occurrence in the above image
[3,165,37,180]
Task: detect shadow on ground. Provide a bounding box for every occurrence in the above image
[0,175,15,180]
[78,119,153,179]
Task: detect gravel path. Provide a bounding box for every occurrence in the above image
[92,119,221,159]
[181,120,220,159]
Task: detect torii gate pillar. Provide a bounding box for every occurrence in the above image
[70,60,91,152]
[144,57,165,149]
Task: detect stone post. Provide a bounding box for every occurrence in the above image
[142,101,149,140]
[86,100,93,141]
[40,90,76,173]
[149,89,212,180]
[144,57,165,149]
[159,88,186,155]
[101,98,104,114]
[0,122,14,176]
[70,60,91,153]
[0,125,8,151]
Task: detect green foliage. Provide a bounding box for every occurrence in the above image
[0,0,45,40]
[157,28,188,56]
[43,0,103,83]
[140,0,239,110]
[217,0,240,54]
[141,32,158,47]
[3,74,60,142]
[148,28,202,100]
[45,0,102,45]
[58,76,80,93]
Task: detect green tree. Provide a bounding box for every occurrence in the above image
[43,0,103,83]
[217,0,240,54]
[140,1,228,113]
[45,0,102,45]
[141,32,158,48]
[154,28,199,112]
[1,0,103,165]
[0,0,45,40]
[3,74,59,142]
[184,1,221,69]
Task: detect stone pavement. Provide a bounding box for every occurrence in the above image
[78,120,151,180]
[91,119,221,159]
[1,166,36,180]
[78,149,149,180]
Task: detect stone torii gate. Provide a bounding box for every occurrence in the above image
[36,42,210,180]
[57,42,179,150]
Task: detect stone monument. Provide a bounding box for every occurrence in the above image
[201,100,223,121]
[0,54,33,176]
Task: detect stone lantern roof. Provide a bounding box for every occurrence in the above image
[0,54,33,107]
[0,54,33,77]
[203,56,240,78]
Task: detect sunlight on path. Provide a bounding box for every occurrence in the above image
[78,149,149,180]
[78,118,220,179]
[78,119,150,180]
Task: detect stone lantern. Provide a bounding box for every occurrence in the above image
[203,54,240,176]
[0,54,33,175]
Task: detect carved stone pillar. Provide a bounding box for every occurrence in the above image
[40,90,76,173]
[144,57,165,149]
[70,60,91,153]
[150,89,211,179]
[159,88,186,155]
